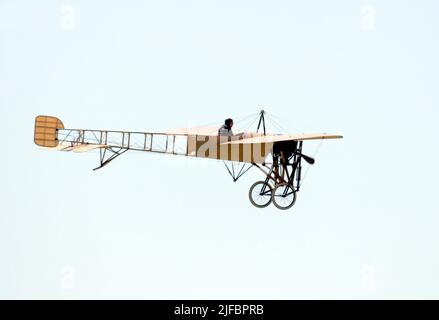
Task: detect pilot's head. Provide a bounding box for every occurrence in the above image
[225,118,234,130]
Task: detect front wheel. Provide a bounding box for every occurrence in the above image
[249,181,273,208]
[272,183,297,210]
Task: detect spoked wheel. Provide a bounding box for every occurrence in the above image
[249,181,273,208]
[272,183,297,210]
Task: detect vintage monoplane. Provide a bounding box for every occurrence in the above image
[34,111,342,210]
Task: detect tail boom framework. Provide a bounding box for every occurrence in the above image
[34,116,272,170]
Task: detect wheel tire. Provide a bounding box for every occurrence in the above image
[249,181,273,208]
[272,183,297,210]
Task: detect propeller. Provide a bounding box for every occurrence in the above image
[296,152,315,165]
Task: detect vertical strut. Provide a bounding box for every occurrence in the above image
[256,109,266,135]
[296,141,303,191]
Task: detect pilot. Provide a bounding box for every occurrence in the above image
[218,118,234,136]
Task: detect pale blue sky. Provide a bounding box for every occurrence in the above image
[0,0,438,299]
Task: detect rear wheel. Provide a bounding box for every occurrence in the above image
[249,181,273,208]
[272,183,297,210]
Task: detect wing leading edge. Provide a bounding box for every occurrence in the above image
[222,133,343,145]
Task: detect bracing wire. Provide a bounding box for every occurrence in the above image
[265,114,288,134]
[222,111,262,181]
[263,111,326,189]
[265,111,304,134]
[241,115,261,132]
[199,111,260,129]
[299,138,324,188]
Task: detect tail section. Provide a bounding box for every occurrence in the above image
[34,116,65,147]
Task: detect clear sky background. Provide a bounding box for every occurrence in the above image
[0,0,438,299]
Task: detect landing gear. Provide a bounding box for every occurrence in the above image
[248,141,308,211]
[249,181,273,208]
[93,147,128,171]
[272,183,297,210]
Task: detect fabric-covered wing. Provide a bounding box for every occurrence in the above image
[54,142,108,153]
[222,133,343,145]
[165,125,220,136]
